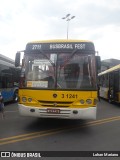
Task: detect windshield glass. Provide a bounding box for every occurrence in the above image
[23,52,96,90]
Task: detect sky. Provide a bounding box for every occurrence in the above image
[0,0,120,60]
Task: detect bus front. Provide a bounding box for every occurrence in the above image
[15,40,100,119]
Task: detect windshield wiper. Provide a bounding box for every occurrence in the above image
[39,49,55,67]
[39,49,57,88]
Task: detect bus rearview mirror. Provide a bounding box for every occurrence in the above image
[96,56,101,70]
[15,52,21,67]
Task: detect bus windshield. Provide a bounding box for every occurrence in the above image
[24,52,96,90]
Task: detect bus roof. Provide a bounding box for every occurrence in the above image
[98,64,120,76]
[28,39,93,43]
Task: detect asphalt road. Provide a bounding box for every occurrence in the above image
[0,100,120,160]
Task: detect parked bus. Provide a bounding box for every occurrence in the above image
[98,64,120,103]
[15,40,100,119]
[0,54,20,102]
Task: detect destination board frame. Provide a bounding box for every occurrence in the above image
[25,42,95,53]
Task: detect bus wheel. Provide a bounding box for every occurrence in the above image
[13,90,18,102]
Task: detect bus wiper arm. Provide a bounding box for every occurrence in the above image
[39,49,55,67]
[39,49,56,86]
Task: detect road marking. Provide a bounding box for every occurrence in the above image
[0,116,120,146]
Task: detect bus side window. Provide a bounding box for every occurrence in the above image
[2,78,6,88]
[0,82,2,88]
[0,76,2,88]
[7,76,13,88]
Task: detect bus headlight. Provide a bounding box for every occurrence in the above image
[22,97,27,102]
[80,99,85,104]
[86,99,92,104]
[28,98,32,102]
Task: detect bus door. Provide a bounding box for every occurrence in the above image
[109,71,119,102]
[113,71,119,101]
[109,72,114,101]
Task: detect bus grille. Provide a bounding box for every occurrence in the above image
[38,100,73,107]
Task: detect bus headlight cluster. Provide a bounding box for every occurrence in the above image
[80,99,92,104]
[86,99,92,104]
[22,97,27,102]
[22,97,32,102]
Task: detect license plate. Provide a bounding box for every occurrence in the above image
[47,108,60,114]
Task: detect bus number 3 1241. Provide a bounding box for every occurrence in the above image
[61,94,78,99]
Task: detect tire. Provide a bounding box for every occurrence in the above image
[13,90,18,102]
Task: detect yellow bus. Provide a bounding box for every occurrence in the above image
[15,40,100,119]
[98,64,120,103]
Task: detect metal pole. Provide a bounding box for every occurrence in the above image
[62,14,75,40]
[67,20,69,39]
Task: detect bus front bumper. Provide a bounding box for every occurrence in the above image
[18,104,97,120]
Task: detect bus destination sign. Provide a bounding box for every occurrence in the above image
[26,42,95,52]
